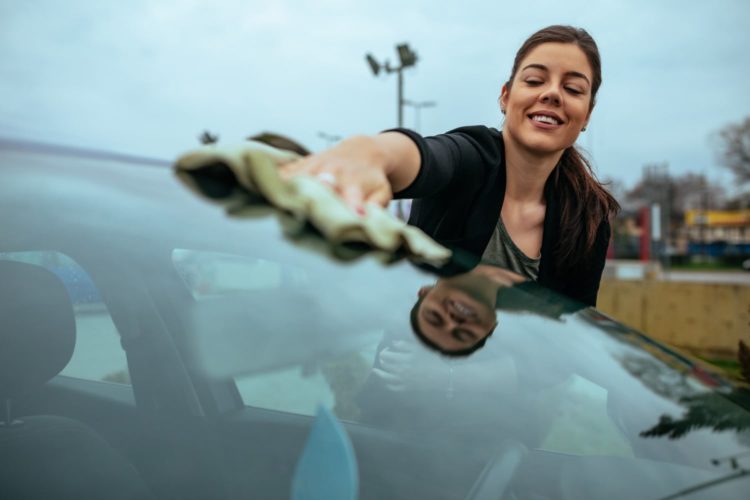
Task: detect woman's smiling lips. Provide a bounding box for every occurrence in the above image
[528,111,564,130]
[445,298,479,321]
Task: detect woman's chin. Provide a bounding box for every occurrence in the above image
[506,128,574,157]
[528,129,581,153]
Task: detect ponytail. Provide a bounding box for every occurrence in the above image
[554,146,619,271]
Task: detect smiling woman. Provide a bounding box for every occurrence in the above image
[281,25,620,307]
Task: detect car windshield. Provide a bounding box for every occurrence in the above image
[2,148,749,500]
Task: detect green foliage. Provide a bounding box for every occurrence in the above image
[640,391,750,440]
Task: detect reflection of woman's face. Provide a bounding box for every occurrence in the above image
[416,275,498,352]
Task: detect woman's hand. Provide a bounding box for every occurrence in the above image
[279,133,421,214]
[373,339,519,395]
[372,340,449,393]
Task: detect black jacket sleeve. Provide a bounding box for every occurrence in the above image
[385,127,501,200]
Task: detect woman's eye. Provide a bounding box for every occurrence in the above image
[565,87,583,95]
[453,329,477,343]
[425,310,443,326]
[525,79,543,86]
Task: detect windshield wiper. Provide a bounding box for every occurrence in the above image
[657,451,750,499]
[657,469,749,499]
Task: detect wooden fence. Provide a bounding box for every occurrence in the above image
[597,279,750,359]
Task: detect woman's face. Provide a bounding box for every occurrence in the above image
[500,42,594,156]
[416,276,498,353]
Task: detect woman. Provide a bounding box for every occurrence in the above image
[281,25,619,306]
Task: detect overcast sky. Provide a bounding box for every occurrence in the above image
[1,0,748,189]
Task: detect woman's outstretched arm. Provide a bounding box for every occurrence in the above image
[279,132,421,212]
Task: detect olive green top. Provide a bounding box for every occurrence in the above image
[481,217,540,280]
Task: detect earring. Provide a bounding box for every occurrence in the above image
[501,108,506,115]
[581,126,587,132]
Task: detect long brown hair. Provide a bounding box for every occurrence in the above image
[505,25,620,271]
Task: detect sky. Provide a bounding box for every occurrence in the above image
[1,0,749,190]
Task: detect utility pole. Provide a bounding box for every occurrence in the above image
[365,44,420,222]
[702,175,710,260]
[365,43,419,127]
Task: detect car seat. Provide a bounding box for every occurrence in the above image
[0,260,155,500]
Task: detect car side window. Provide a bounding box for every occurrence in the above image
[235,345,379,420]
[171,248,380,420]
[172,249,309,298]
[0,251,130,384]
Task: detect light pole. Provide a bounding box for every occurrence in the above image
[365,43,419,127]
[317,131,342,149]
[402,99,436,133]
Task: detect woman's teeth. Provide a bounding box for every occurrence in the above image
[454,302,474,315]
[532,115,559,125]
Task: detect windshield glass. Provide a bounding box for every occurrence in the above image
[3,150,749,500]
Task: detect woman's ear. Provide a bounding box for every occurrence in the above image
[499,83,509,114]
[418,286,434,299]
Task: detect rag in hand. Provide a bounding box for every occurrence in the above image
[174,141,451,265]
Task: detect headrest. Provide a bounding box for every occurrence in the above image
[0,260,76,399]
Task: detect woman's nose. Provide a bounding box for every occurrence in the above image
[540,89,561,106]
[448,311,467,324]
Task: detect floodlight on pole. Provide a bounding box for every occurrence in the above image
[396,44,418,67]
[364,42,419,128]
[365,54,381,76]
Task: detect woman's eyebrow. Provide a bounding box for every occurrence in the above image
[521,63,591,84]
[452,328,478,343]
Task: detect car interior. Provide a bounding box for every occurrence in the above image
[0,260,155,500]
[0,252,495,500]
[2,153,748,500]
[4,247,746,500]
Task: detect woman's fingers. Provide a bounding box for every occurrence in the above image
[372,368,405,392]
[278,160,302,180]
[378,347,412,366]
[391,340,414,351]
[364,184,393,208]
[276,137,394,214]
[372,367,398,382]
[340,184,365,214]
[279,158,320,180]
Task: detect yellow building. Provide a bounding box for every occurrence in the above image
[684,209,750,244]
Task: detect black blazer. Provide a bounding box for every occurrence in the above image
[393,125,610,307]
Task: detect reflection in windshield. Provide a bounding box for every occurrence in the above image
[603,329,750,447]
[409,265,584,355]
[620,354,750,497]
[9,145,750,500]
[171,236,750,499]
[634,370,750,441]
[410,266,516,355]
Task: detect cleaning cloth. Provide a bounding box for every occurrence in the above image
[174,141,451,265]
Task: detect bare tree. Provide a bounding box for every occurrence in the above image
[714,117,750,184]
[626,168,725,216]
